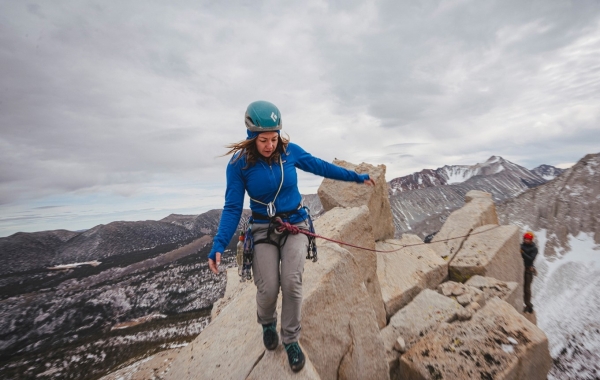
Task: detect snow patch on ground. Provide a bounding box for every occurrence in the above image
[48,261,102,270]
[445,168,473,184]
[530,229,600,379]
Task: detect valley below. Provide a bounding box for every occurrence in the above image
[0,230,238,379]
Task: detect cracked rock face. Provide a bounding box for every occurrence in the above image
[399,297,552,380]
[315,206,387,329]
[376,235,447,320]
[449,224,523,306]
[429,193,499,261]
[318,160,395,241]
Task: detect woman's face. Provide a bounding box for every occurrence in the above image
[256,132,279,158]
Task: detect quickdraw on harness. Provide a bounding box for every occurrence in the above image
[241,224,254,282]
[304,208,318,262]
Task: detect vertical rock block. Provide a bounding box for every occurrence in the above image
[376,234,447,320]
[314,206,387,329]
[430,191,498,260]
[449,224,523,306]
[317,160,395,241]
[301,243,389,380]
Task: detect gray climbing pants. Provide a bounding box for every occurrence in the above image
[252,219,308,344]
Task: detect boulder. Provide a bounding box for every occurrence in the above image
[449,225,523,306]
[399,297,552,380]
[394,337,406,353]
[430,192,498,260]
[376,235,447,320]
[380,289,462,379]
[317,160,395,241]
[465,275,520,312]
[455,308,474,321]
[437,281,485,307]
[466,301,481,313]
[315,206,387,329]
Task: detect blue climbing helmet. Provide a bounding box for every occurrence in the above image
[245,101,282,139]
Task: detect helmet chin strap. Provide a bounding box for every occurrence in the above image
[250,158,284,218]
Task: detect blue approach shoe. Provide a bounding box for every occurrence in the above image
[284,342,306,372]
[262,321,278,350]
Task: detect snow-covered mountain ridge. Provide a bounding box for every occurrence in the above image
[388,156,546,194]
[387,156,549,237]
[531,164,565,181]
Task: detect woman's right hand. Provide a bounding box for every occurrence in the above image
[209,252,221,274]
[364,178,376,186]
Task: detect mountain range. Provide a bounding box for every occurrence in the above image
[0,210,248,379]
[0,154,594,379]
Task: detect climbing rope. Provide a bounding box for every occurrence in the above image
[273,217,501,254]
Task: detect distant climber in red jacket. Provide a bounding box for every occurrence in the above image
[521,231,538,313]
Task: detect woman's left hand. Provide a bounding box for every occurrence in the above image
[364,178,375,186]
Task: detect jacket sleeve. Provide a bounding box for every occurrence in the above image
[209,158,245,260]
[290,143,369,183]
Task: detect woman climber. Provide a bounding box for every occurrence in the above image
[208,100,374,372]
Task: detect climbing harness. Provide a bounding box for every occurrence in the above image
[238,204,319,279]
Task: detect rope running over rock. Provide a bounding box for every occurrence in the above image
[274,218,501,254]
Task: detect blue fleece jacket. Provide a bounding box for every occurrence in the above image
[208,143,369,259]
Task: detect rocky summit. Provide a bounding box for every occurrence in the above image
[123,161,552,379]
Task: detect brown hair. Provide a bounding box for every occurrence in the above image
[224,133,290,169]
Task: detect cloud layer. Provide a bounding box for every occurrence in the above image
[1,0,599,235]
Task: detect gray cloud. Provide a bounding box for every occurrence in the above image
[1,0,599,235]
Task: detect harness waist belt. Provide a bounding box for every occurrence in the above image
[252,203,302,221]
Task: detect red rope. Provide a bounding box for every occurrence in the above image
[275,218,500,254]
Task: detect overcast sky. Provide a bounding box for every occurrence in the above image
[1,0,599,237]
